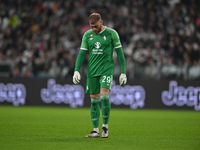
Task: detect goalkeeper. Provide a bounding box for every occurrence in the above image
[73,13,127,138]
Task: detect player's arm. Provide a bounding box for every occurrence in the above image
[115,47,126,74]
[115,47,127,86]
[74,50,87,72]
[73,34,88,84]
[112,30,127,86]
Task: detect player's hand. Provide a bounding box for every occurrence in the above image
[73,71,81,84]
[119,74,127,86]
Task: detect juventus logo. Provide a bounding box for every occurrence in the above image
[94,42,101,48]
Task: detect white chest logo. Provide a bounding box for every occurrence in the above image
[94,42,101,48]
[103,36,106,40]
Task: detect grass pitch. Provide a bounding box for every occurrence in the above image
[0,106,199,150]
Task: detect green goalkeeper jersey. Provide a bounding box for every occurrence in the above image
[80,26,122,77]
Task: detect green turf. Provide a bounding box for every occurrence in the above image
[0,106,199,150]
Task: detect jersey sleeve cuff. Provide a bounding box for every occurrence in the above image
[80,48,88,51]
[115,45,122,49]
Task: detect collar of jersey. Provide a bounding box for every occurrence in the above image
[98,26,106,34]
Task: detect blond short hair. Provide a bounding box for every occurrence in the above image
[89,13,101,24]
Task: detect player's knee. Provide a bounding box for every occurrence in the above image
[90,93,100,98]
[101,94,110,105]
[100,94,109,100]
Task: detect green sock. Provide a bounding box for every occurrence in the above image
[100,94,111,124]
[90,98,100,128]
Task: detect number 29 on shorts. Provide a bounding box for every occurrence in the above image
[100,75,113,89]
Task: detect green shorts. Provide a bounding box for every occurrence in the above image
[86,75,113,94]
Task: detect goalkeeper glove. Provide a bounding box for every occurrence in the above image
[73,71,81,84]
[119,74,127,86]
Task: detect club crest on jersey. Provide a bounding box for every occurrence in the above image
[90,34,93,37]
[94,42,101,48]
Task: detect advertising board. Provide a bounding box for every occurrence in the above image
[0,78,199,110]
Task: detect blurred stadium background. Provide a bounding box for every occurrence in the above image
[0,0,200,80]
[0,0,200,110]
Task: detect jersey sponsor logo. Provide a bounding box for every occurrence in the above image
[93,42,103,54]
[92,49,103,54]
[103,36,106,40]
[94,42,101,48]
[92,52,103,54]
[90,38,93,40]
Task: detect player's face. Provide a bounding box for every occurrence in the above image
[90,20,103,34]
